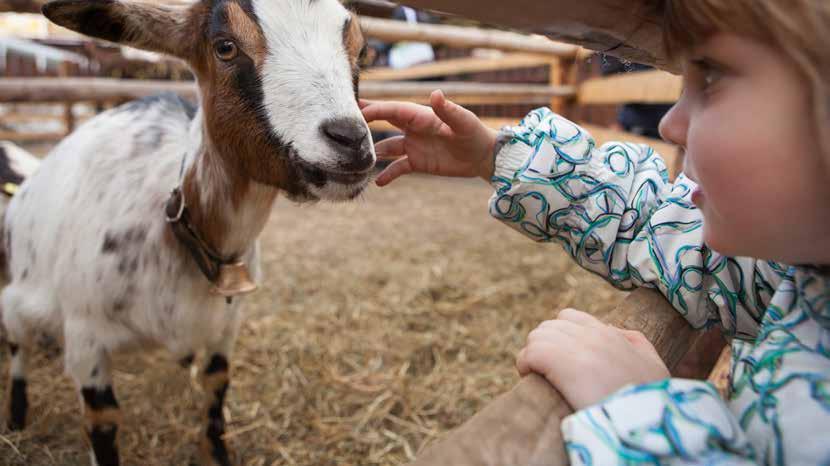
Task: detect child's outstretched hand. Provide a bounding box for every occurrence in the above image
[516,309,670,410]
[360,90,499,186]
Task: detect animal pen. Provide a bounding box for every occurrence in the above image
[0,1,730,465]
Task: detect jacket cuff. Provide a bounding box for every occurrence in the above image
[492,126,527,182]
[562,379,755,464]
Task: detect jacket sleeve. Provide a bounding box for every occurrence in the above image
[561,379,759,465]
[488,108,785,338]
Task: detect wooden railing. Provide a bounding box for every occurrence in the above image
[1,18,578,142]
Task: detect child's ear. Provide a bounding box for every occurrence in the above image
[42,0,193,60]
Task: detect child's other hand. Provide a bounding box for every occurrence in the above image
[516,309,670,410]
[360,90,498,186]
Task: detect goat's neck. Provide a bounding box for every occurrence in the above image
[179,111,278,260]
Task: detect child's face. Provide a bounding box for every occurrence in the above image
[659,33,830,264]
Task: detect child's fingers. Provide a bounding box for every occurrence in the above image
[374,136,406,159]
[358,98,374,110]
[620,329,648,345]
[530,319,584,341]
[620,329,662,361]
[516,336,573,380]
[361,101,427,130]
[516,347,530,376]
[429,89,479,135]
[375,156,413,187]
[516,344,553,377]
[557,308,605,329]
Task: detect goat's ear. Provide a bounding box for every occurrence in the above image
[42,0,193,59]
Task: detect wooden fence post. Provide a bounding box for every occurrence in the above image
[407,288,700,466]
[63,102,75,134]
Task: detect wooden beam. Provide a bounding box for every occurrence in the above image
[578,70,682,105]
[5,1,670,68]
[0,78,198,103]
[360,16,578,57]
[0,131,64,142]
[0,0,44,13]
[0,78,575,106]
[395,0,673,71]
[407,288,699,466]
[363,81,574,106]
[362,53,553,81]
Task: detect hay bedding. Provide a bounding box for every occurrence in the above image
[0,174,626,465]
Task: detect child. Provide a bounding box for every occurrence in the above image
[360,0,830,464]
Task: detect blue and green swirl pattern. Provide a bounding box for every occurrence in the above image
[489,108,830,465]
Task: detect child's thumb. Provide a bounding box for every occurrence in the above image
[430,89,476,133]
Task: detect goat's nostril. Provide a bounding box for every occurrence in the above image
[321,118,368,151]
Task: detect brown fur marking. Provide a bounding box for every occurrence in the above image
[226,2,267,65]
[84,406,123,429]
[344,12,366,67]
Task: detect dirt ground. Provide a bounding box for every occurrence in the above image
[0,163,631,464]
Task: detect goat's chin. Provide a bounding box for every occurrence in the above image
[306,179,369,202]
[286,154,373,202]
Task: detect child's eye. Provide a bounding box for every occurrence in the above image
[690,58,725,92]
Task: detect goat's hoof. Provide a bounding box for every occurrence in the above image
[199,437,234,466]
[6,378,28,432]
[6,418,25,431]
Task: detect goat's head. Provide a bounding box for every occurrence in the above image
[43,0,375,201]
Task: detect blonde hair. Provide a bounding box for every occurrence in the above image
[652,0,830,156]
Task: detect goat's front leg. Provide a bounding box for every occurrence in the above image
[3,290,32,431]
[5,341,29,431]
[199,352,232,466]
[65,326,121,466]
[197,305,241,466]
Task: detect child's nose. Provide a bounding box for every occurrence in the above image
[658,99,689,147]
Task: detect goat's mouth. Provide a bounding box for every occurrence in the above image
[298,162,370,186]
[290,155,372,200]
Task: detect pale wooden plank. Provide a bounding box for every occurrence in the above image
[0,78,575,105]
[362,53,553,82]
[578,70,683,105]
[360,16,578,57]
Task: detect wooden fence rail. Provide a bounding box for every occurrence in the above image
[578,69,682,105]
[359,16,578,57]
[0,77,575,105]
[362,53,554,82]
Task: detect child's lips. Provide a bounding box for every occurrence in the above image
[692,186,704,206]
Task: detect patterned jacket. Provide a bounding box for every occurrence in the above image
[489,108,830,465]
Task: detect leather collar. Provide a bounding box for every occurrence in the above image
[165,187,257,299]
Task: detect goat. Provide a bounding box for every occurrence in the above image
[0,141,40,284]
[0,142,39,194]
[0,141,39,216]
[1,1,374,465]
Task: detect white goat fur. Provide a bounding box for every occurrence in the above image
[2,2,371,461]
[3,98,254,369]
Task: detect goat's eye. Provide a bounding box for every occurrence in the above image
[358,45,371,67]
[214,40,238,61]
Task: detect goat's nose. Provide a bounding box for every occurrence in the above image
[321,118,368,153]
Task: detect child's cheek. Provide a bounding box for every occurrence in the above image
[688,128,755,254]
